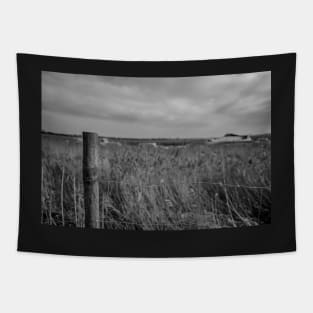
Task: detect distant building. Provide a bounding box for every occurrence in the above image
[210,134,252,144]
[224,133,240,137]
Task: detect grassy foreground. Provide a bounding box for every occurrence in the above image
[41,134,271,230]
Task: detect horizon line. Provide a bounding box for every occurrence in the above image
[41,130,271,139]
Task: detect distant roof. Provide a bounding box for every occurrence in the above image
[224,133,240,137]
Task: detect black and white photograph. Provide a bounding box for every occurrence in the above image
[41,71,271,230]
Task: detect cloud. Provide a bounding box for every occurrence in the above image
[42,70,271,137]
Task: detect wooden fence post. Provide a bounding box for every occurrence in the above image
[83,132,100,228]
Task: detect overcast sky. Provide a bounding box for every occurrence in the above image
[42,71,271,138]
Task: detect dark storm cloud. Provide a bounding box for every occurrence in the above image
[42,71,270,137]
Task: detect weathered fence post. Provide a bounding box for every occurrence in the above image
[83,132,100,228]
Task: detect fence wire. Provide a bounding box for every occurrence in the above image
[98,179,271,190]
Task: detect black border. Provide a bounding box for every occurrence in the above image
[17,53,296,257]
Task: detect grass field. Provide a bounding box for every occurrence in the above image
[41,133,271,230]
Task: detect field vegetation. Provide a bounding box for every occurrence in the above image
[41,133,271,230]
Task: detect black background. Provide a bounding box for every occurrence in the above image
[17,53,296,257]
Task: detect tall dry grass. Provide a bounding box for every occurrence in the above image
[41,134,271,230]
